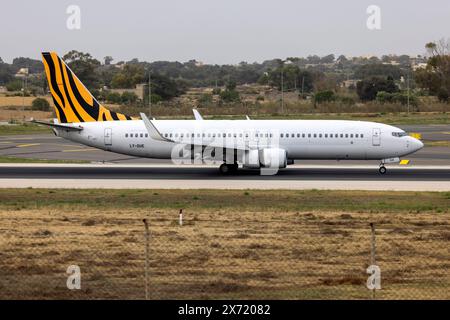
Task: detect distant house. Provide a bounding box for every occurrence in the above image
[412,63,427,71]
[341,79,359,88]
[108,83,146,101]
[0,86,6,94]
[15,68,29,78]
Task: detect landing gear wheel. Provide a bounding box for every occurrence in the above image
[379,166,387,174]
[219,163,230,174]
[219,163,238,174]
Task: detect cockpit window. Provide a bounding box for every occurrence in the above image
[392,132,408,137]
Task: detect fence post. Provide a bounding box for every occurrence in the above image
[370,222,376,300]
[179,209,183,226]
[143,218,150,300]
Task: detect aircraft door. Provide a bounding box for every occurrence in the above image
[372,128,381,146]
[104,128,112,146]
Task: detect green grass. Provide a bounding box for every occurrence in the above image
[0,156,88,164]
[0,189,448,213]
[0,123,51,136]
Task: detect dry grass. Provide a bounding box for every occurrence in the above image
[0,189,448,299]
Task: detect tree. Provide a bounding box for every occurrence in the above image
[12,57,43,74]
[355,64,403,80]
[62,50,101,89]
[120,92,138,105]
[104,56,113,65]
[314,90,335,104]
[220,79,240,103]
[31,98,50,111]
[356,77,399,101]
[111,64,145,88]
[5,79,22,91]
[415,39,450,100]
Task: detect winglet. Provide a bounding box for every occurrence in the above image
[246,115,251,120]
[193,109,203,120]
[140,113,173,142]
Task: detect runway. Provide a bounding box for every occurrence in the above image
[0,164,449,191]
[0,123,449,165]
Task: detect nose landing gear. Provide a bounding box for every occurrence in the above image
[379,165,387,174]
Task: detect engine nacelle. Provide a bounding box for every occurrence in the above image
[243,148,287,169]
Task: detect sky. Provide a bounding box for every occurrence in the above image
[1,0,449,64]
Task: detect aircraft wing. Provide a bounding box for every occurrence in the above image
[140,113,249,151]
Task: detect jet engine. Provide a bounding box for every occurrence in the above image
[243,148,287,169]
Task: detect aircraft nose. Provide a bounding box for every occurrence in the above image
[411,137,424,151]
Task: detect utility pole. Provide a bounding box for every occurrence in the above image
[301,75,305,98]
[407,70,410,114]
[281,67,284,113]
[148,68,152,117]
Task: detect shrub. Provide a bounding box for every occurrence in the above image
[105,92,122,104]
[437,88,449,103]
[121,92,138,105]
[314,90,335,104]
[6,80,22,92]
[31,98,50,111]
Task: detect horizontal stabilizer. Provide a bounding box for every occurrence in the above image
[31,120,83,131]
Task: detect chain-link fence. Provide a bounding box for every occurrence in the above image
[0,209,448,299]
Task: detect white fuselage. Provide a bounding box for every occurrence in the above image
[55,119,424,164]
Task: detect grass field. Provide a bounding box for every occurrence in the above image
[0,123,50,135]
[0,189,448,299]
[0,156,88,164]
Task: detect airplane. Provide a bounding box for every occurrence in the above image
[35,52,424,175]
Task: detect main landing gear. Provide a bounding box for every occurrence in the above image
[219,163,238,174]
[379,165,387,174]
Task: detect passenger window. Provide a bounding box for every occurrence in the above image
[125,133,128,138]
[280,133,284,138]
[350,134,353,138]
[145,133,148,138]
[355,134,359,138]
[302,134,305,138]
[240,133,243,138]
[325,134,328,138]
[345,134,348,138]
[228,133,232,138]
[340,134,343,138]
[361,134,364,138]
[314,134,317,138]
[308,134,311,138]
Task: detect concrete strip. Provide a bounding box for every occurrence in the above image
[0,163,450,170]
[0,178,449,191]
